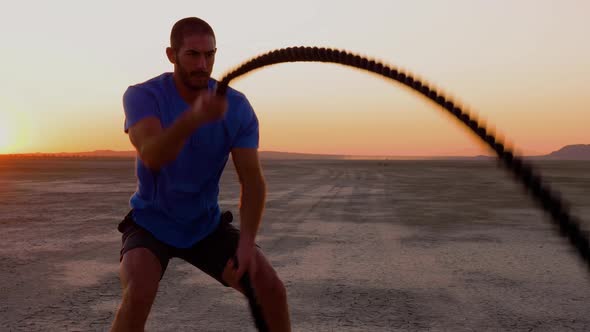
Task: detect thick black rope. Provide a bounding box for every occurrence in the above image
[240,273,268,332]
[217,46,590,330]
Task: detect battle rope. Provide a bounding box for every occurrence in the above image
[216,46,589,330]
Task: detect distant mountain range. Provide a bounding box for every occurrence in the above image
[538,144,590,160]
[2,145,589,160]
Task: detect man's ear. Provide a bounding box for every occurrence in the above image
[166,47,176,64]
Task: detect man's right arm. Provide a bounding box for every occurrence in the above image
[127,92,227,171]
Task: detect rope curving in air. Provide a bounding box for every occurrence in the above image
[216,46,590,331]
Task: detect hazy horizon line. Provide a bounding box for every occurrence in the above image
[2,144,588,159]
[0,148,498,158]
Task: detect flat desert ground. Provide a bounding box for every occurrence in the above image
[0,158,589,331]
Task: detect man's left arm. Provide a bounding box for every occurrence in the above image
[231,147,266,278]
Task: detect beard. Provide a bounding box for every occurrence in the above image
[177,62,210,91]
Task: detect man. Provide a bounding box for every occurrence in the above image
[110,17,291,332]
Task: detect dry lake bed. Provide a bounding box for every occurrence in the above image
[0,157,589,331]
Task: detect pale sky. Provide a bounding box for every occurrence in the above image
[1,0,588,156]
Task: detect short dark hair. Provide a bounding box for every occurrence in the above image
[170,17,215,50]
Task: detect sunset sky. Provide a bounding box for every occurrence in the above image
[0,0,588,156]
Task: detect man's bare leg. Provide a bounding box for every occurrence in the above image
[110,248,162,332]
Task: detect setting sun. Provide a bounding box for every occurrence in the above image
[0,113,15,153]
[0,111,30,154]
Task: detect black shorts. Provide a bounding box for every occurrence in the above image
[118,210,243,286]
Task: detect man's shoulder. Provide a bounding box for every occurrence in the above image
[225,86,246,99]
[129,73,172,89]
[123,73,172,106]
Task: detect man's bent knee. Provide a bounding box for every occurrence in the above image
[265,274,288,303]
[251,252,288,304]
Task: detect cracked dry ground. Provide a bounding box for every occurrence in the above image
[1,158,589,331]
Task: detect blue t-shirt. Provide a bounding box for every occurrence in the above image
[122,73,259,248]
